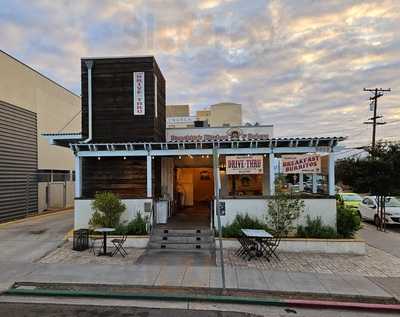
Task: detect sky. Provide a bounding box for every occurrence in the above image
[1,0,399,147]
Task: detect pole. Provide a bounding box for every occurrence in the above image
[213,148,226,290]
[363,88,390,149]
[372,88,378,149]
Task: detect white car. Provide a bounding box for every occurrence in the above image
[359,196,400,225]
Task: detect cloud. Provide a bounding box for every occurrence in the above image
[0,0,399,147]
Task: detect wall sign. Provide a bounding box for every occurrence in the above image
[226,155,264,175]
[133,72,145,115]
[281,154,321,174]
[167,126,273,142]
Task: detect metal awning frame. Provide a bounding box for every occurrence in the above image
[71,137,345,157]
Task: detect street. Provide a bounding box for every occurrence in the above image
[0,210,73,263]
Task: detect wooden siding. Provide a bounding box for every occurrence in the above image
[81,57,166,143]
[0,101,38,221]
[82,157,161,199]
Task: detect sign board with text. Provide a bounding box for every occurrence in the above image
[226,155,264,175]
[133,72,145,115]
[281,154,321,174]
[167,126,273,142]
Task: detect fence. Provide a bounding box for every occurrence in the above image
[0,171,74,222]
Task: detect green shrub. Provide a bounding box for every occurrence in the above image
[114,212,148,235]
[89,192,126,228]
[337,205,361,238]
[297,216,337,239]
[222,213,270,238]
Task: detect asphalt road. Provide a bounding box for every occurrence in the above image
[0,210,73,263]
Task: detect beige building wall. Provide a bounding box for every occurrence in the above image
[166,104,190,117]
[209,102,242,127]
[0,50,81,171]
[196,110,211,122]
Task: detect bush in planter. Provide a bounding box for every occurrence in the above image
[337,205,361,238]
[297,216,337,239]
[114,213,148,235]
[221,213,270,238]
[89,192,126,228]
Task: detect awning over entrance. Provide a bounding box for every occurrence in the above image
[66,137,345,157]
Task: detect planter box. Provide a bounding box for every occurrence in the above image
[219,238,366,255]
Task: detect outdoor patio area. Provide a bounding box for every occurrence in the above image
[40,242,400,278]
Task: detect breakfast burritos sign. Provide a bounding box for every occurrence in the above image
[226,155,264,175]
[281,154,321,174]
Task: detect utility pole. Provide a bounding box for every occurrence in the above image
[363,88,390,148]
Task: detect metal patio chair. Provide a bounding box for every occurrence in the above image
[236,236,258,260]
[111,235,128,257]
[262,234,282,261]
[88,231,103,255]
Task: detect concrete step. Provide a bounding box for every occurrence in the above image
[152,228,213,236]
[147,241,215,250]
[150,235,214,243]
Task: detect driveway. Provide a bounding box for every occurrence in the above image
[0,210,73,263]
[358,222,400,258]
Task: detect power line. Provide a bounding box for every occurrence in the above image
[363,88,391,148]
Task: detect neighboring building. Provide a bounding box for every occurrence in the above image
[45,56,343,232]
[208,102,242,127]
[0,50,80,221]
[166,104,189,117]
[166,102,242,128]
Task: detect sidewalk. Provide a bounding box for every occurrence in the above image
[0,261,393,302]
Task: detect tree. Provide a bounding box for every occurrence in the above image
[89,192,126,228]
[336,142,400,231]
[266,177,305,237]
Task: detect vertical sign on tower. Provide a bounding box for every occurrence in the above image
[133,72,145,115]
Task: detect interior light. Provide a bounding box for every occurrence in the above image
[97,157,101,160]
[179,156,182,159]
[152,156,155,160]
[123,156,127,160]
[247,154,250,157]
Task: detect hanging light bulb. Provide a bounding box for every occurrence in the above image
[123,156,127,160]
[97,157,101,160]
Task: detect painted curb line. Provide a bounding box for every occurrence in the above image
[6,288,400,312]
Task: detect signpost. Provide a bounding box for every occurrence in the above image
[213,148,225,290]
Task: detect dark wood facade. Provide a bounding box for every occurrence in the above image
[82,157,161,199]
[81,56,166,143]
[80,56,165,198]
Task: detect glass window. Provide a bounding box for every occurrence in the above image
[385,197,400,208]
[362,198,370,205]
[227,174,263,196]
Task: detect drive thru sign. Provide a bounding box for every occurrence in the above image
[226,155,264,175]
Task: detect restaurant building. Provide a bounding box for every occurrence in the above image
[44,56,343,231]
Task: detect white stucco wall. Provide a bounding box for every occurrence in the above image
[215,198,337,228]
[74,198,153,229]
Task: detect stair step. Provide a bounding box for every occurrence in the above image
[150,236,214,243]
[152,229,213,236]
[148,242,215,250]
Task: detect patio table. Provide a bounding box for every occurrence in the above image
[94,227,115,256]
[240,229,273,259]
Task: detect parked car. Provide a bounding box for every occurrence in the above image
[359,196,400,225]
[337,193,362,210]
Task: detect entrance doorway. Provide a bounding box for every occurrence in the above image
[171,166,214,228]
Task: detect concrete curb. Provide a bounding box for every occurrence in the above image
[6,287,400,313]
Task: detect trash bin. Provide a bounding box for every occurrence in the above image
[73,229,89,251]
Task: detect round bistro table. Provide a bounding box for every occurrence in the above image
[94,227,115,256]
